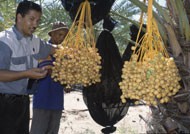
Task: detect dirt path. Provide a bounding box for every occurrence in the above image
[58,91,150,134]
[30,91,150,134]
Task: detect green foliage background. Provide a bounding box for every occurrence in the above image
[0,0,141,54]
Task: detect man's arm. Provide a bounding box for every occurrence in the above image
[38,40,57,59]
[0,68,48,82]
[0,40,49,82]
[0,70,28,82]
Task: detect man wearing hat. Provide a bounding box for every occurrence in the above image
[30,21,69,134]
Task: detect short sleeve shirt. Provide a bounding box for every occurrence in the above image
[0,25,52,95]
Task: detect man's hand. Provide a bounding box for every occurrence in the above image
[42,65,53,75]
[27,68,48,79]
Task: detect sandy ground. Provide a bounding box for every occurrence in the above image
[30,91,151,134]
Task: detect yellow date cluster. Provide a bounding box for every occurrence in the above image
[51,46,101,88]
[119,53,181,106]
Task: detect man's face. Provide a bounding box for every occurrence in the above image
[51,29,68,44]
[17,10,41,36]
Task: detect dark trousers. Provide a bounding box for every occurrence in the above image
[0,94,30,134]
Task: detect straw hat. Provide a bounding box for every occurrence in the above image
[48,21,69,36]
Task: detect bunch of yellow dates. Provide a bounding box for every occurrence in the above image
[51,45,101,88]
[119,53,181,106]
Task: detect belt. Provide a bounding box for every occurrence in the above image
[0,93,28,98]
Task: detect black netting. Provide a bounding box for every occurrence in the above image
[61,0,115,25]
[83,19,132,133]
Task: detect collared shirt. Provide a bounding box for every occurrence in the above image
[0,25,52,95]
